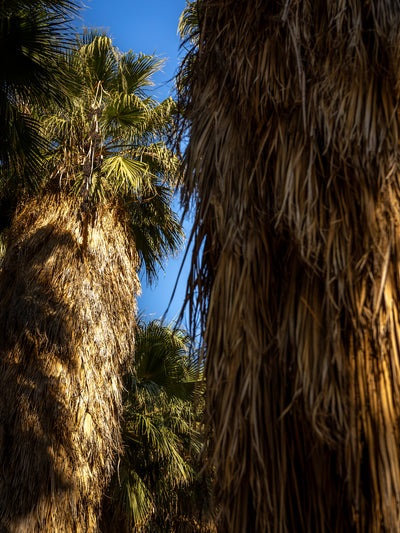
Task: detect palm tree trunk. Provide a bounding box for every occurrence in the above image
[180,1,400,531]
[0,194,140,532]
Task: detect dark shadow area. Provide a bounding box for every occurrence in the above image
[0,224,80,530]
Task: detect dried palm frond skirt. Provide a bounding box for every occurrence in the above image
[0,194,140,532]
[178,1,400,532]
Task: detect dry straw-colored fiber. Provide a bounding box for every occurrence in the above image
[179,1,400,531]
[0,195,140,532]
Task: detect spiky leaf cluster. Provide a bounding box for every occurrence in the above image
[101,320,209,532]
[0,0,79,186]
[40,30,183,281]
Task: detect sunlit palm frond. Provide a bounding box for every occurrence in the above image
[117,51,165,98]
[128,143,179,181]
[179,1,200,46]
[101,155,149,195]
[101,93,149,129]
[137,97,176,137]
[78,32,118,91]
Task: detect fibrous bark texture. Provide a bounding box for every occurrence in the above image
[179,1,400,531]
[0,195,139,532]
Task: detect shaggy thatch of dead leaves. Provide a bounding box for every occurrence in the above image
[0,195,140,532]
[178,1,400,531]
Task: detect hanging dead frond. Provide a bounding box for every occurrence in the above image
[177,1,400,531]
[0,194,140,532]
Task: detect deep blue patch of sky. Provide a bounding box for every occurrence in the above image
[79,0,192,327]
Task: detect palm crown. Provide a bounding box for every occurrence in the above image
[40,30,183,281]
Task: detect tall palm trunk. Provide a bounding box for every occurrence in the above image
[180,1,400,531]
[0,195,139,531]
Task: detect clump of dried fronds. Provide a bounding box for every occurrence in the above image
[0,194,140,532]
[177,1,400,531]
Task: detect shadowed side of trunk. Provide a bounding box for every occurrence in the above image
[0,194,140,532]
[180,1,400,531]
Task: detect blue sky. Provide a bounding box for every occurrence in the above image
[80,0,192,327]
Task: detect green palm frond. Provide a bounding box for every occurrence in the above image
[0,3,78,105]
[127,184,183,283]
[127,143,179,180]
[179,1,200,45]
[112,455,154,527]
[101,155,149,195]
[117,52,165,98]
[78,32,117,90]
[2,0,79,16]
[101,93,149,128]
[130,320,195,400]
[0,0,79,184]
[125,101,177,150]
[102,320,205,532]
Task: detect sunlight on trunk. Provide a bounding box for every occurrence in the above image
[0,195,140,532]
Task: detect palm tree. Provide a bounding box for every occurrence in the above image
[0,31,182,532]
[177,1,400,532]
[100,319,212,532]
